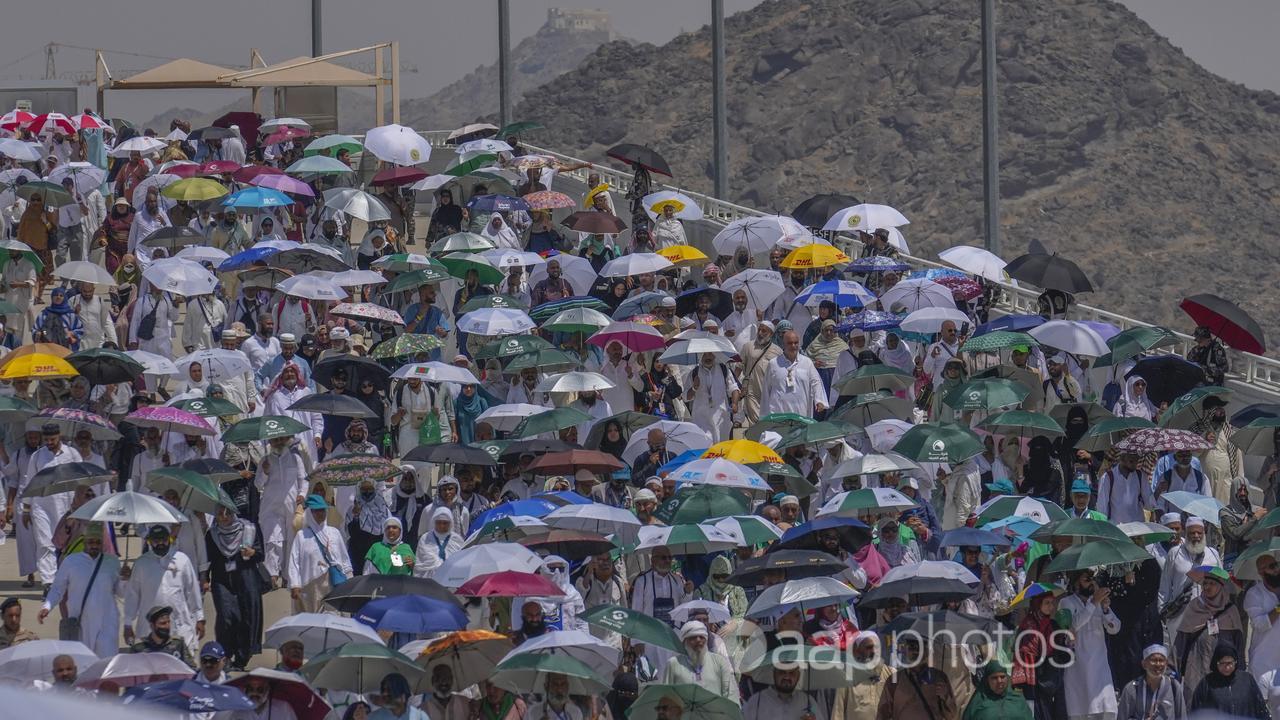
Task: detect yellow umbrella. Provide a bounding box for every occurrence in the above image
[0,342,71,374]
[650,198,687,214]
[781,244,850,269]
[0,353,79,380]
[657,244,708,265]
[703,439,783,464]
[583,183,611,208]
[161,177,229,202]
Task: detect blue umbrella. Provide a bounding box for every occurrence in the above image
[846,256,910,273]
[223,186,293,209]
[471,498,559,528]
[939,527,1012,548]
[123,679,255,713]
[534,490,594,506]
[973,314,1045,336]
[840,310,900,332]
[795,280,875,309]
[772,516,872,553]
[978,515,1042,543]
[467,194,531,213]
[907,268,967,281]
[355,594,469,634]
[658,448,708,475]
[218,245,279,272]
[614,291,671,320]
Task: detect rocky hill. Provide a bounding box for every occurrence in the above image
[516,0,1280,347]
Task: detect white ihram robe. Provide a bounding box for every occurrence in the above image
[263,384,323,466]
[255,446,309,577]
[685,364,739,443]
[761,354,824,417]
[1059,593,1121,720]
[43,550,122,657]
[123,547,204,652]
[25,444,83,581]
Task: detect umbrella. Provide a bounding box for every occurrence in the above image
[434,542,545,588]
[402,441,499,466]
[702,439,783,464]
[440,252,505,284]
[0,138,42,163]
[323,188,390,222]
[455,570,565,598]
[543,503,643,544]
[1043,539,1152,573]
[939,527,1013,548]
[961,330,1038,354]
[287,393,377,418]
[1161,491,1225,524]
[174,395,251,418]
[542,307,614,335]
[1159,386,1233,429]
[791,193,859,228]
[828,452,921,480]
[892,422,984,463]
[795,280,875,309]
[355,595,469,634]
[123,679,255,713]
[222,186,292,209]
[328,302,403,326]
[0,639,97,684]
[780,244,849,269]
[304,134,362,156]
[1229,417,1280,455]
[465,194,530,214]
[0,395,36,422]
[252,173,317,197]
[606,143,671,175]
[588,321,666,353]
[979,409,1064,438]
[727,550,845,586]
[365,124,432,165]
[1097,325,1180,366]
[76,652,195,691]
[942,378,1029,411]
[176,245,231,265]
[21,462,114,498]
[878,278,954,313]
[417,631,513,691]
[634,523,739,555]
[0,353,78,379]
[51,260,114,286]
[1114,427,1212,453]
[713,215,808,256]
[1180,293,1265,354]
[712,516,784,546]
[900,307,969,334]
[371,166,427,187]
[627,684,742,720]
[28,407,120,440]
[582,604,684,653]
[974,495,1068,525]
[821,203,909,233]
[430,231,494,254]
[668,458,770,493]
[70,489,185,525]
[313,355,391,392]
[222,415,310,443]
[746,576,859,619]
[286,155,354,174]
[225,669,331,720]
[527,449,624,474]
[126,405,216,436]
[817,488,916,517]
[719,268,786,309]
[1232,538,1280,581]
[938,245,1009,282]
[522,190,576,211]
[599,252,675,278]
[1125,356,1206,406]
[1004,253,1093,293]
[142,258,218,297]
[370,333,443,360]
[47,162,107,195]
[771,516,872,554]
[621,420,713,459]
[659,332,738,366]
[528,254,598,296]
[299,643,423,694]
[457,307,537,336]
[535,371,614,393]
[775,420,858,450]
[492,653,610,697]
[859,575,976,609]
[655,486,752,525]
[160,177,228,202]
[841,309,901,332]
[145,467,236,514]
[1029,320,1110,357]
[833,365,915,397]
[271,245,349,274]
[512,407,591,438]
[278,274,349,302]
[125,349,179,376]
[173,348,253,382]
[499,628,619,676]
[322,573,460,613]
[1031,517,1132,545]
[310,455,401,487]
[561,211,627,234]
[471,499,559,529]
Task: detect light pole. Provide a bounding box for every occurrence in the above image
[498,0,512,128]
[981,0,1000,254]
[311,0,322,56]
[711,0,729,199]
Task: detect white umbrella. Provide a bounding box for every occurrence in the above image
[175,245,230,265]
[598,252,674,278]
[658,332,738,366]
[535,371,614,393]
[456,138,512,155]
[47,162,107,195]
[670,599,732,625]
[110,136,167,158]
[142,258,218,296]
[500,629,620,671]
[878,278,954,313]
[76,651,194,690]
[447,123,499,140]
[712,215,806,256]
[713,515,784,546]
[132,173,180,204]
[635,524,738,554]
[720,268,786,310]
[900,307,970,334]
[457,307,536,335]
[279,274,349,301]
[410,174,454,192]
[775,232,831,250]
[390,361,480,385]
[434,542,544,588]
[364,124,432,165]
[829,452,920,479]
[668,457,770,493]
[746,577,860,619]
[70,490,186,525]
[126,349,179,376]
[163,128,188,142]
[881,560,979,585]
[323,187,390,222]
[260,117,312,131]
[477,403,548,434]
[0,639,96,683]
[622,420,713,458]
[172,348,252,382]
[821,203,909,233]
[643,191,703,221]
[939,245,1009,283]
[264,612,384,652]
[0,138,43,163]
[865,419,914,452]
[481,248,546,270]
[544,503,642,544]
[53,260,116,286]
[527,253,597,296]
[1029,320,1109,357]
[330,269,387,287]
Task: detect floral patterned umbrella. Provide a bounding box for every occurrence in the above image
[522,190,576,210]
[29,407,121,440]
[330,302,405,326]
[370,333,444,360]
[840,310,900,332]
[1114,427,1212,453]
[309,455,401,487]
[935,275,984,301]
[125,405,217,436]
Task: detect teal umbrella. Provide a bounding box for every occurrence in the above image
[1229,417,1280,455]
[503,348,580,375]
[1159,386,1232,429]
[961,330,1037,354]
[1043,539,1152,574]
[1095,325,1179,367]
[745,413,816,438]
[656,485,751,524]
[776,420,857,449]
[627,685,741,720]
[893,423,984,463]
[381,267,452,294]
[830,391,913,425]
[475,334,554,360]
[979,410,1064,438]
[943,377,1030,411]
[1075,416,1156,452]
[581,604,684,653]
[832,365,914,395]
[511,407,591,439]
[222,415,309,443]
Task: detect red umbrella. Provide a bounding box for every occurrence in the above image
[164,163,201,178]
[263,127,311,145]
[226,669,330,720]
[26,112,77,135]
[234,164,284,183]
[1179,294,1266,355]
[72,112,109,131]
[456,571,564,598]
[200,160,242,176]
[372,166,428,187]
[0,109,34,132]
[526,449,624,474]
[519,530,615,560]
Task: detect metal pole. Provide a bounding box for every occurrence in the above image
[311,0,322,56]
[498,0,512,128]
[711,0,728,199]
[981,0,1000,254]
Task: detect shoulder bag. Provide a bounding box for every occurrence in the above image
[59,553,104,642]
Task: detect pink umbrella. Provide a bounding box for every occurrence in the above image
[263,127,311,145]
[456,571,565,598]
[234,165,284,183]
[199,160,241,176]
[163,163,201,178]
[251,173,316,197]
[25,112,77,135]
[125,405,216,436]
[587,321,666,353]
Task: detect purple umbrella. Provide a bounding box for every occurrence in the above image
[251,173,316,197]
[1077,320,1121,342]
[30,407,121,440]
[124,406,216,436]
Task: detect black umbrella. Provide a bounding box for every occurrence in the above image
[1231,403,1280,429]
[675,287,733,319]
[499,438,579,458]
[322,573,461,613]
[561,211,627,235]
[287,393,377,418]
[583,410,660,450]
[726,549,846,586]
[606,143,672,176]
[402,442,497,466]
[791,193,860,229]
[140,226,206,253]
[270,247,350,274]
[769,516,872,554]
[312,356,392,393]
[67,347,145,385]
[881,610,999,643]
[23,462,114,498]
[190,126,236,142]
[858,577,977,610]
[1125,356,1205,406]
[180,458,240,482]
[1004,253,1094,294]
[1180,293,1266,354]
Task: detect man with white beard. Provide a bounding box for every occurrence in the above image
[24,424,82,591]
[744,666,828,720]
[684,352,739,444]
[586,340,642,414]
[256,435,309,587]
[569,389,612,442]
[1157,516,1221,644]
[660,621,740,704]
[126,187,170,262]
[526,673,583,720]
[123,524,204,653]
[738,321,781,426]
[760,331,825,418]
[39,523,121,657]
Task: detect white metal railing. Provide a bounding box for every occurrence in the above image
[418,135,1280,399]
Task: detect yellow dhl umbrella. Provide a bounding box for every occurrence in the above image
[781,244,850,269]
[0,353,79,379]
[0,342,72,374]
[657,244,708,265]
[703,439,784,464]
[583,183,612,208]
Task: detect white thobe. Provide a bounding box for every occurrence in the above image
[221,369,260,415]
[414,531,463,579]
[25,444,83,580]
[586,357,643,414]
[69,294,116,349]
[761,354,825,417]
[765,287,812,335]
[1096,467,1154,524]
[1244,583,1280,676]
[81,189,106,242]
[685,364,739,443]
[123,548,204,652]
[43,551,122,657]
[721,309,753,341]
[255,447,309,576]
[653,217,687,249]
[274,300,315,341]
[181,295,226,352]
[286,523,352,588]
[1059,594,1120,719]
[942,460,982,530]
[922,340,961,385]
[744,688,828,720]
[1157,544,1221,605]
[241,335,281,374]
[505,382,551,408]
[2,257,36,342]
[129,292,176,359]
[570,397,613,444]
[169,505,209,572]
[421,694,472,720]
[127,208,170,261]
[263,385,323,465]
[630,570,689,626]
[130,447,167,493]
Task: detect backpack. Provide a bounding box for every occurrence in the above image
[43,313,68,347]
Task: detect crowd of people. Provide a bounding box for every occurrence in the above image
[0,107,1276,720]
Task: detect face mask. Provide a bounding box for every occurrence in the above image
[524,619,546,635]
[153,625,171,641]
[152,542,170,556]
[123,264,136,273]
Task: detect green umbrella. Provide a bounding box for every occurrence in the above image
[1030,517,1131,544]
[961,331,1038,354]
[67,347,145,385]
[285,155,354,175]
[714,516,785,546]
[145,467,236,514]
[1095,325,1179,367]
[370,333,444,360]
[382,267,452,294]
[943,377,1030,411]
[303,134,364,157]
[496,121,545,139]
[745,413,816,438]
[975,495,1068,526]
[1043,538,1152,574]
[892,422,984,463]
[222,415,310,443]
[430,231,494,254]
[979,410,1064,438]
[832,365,914,395]
[504,348,580,375]
[583,410,660,450]
[17,181,73,208]
[831,391,912,425]
[656,485,751,524]
[748,461,818,498]
[582,604,684,653]
[1047,402,1114,426]
[372,253,445,273]
[299,642,423,694]
[1159,386,1232,429]
[475,334,554,360]
[492,653,610,696]
[627,684,742,720]
[472,439,511,463]
[542,307,613,334]
[820,487,917,515]
[460,294,529,313]
[445,152,499,177]
[440,253,505,284]
[0,395,37,421]
[0,240,45,275]
[170,396,242,418]
[776,420,858,449]
[1229,417,1280,456]
[1075,416,1156,452]
[1232,538,1280,580]
[528,297,611,322]
[512,406,591,439]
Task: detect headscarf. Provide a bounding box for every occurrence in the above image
[541,554,572,593]
[349,479,391,536]
[394,468,428,529]
[1021,436,1057,498]
[704,555,734,599]
[1179,573,1240,632]
[382,516,404,546]
[1118,376,1156,420]
[16,197,53,249]
[257,216,284,241]
[420,506,458,567]
[597,420,628,461]
[44,287,74,316]
[454,384,492,445]
[879,332,915,373]
[852,542,891,586]
[1225,476,1255,516]
[212,510,247,558]
[114,253,141,286]
[805,320,848,367]
[262,361,301,402]
[1208,641,1239,681]
[877,521,909,566]
[358,228,388,256]
[431,192,463,230]
[480,214,519,248]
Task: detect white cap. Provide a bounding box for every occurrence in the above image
[279,333,297,343]
[779,495,799,508]
[759,320,775,331]
[659,296,677,308]
[1143,644,1169,660]
[1048,353,1068,364]
[329,327,350,340]
[1160,512,1181,525]
[634,489,657,503]
[679,620,708,640]
[1185,516,1205,529]
[903,477,920,490]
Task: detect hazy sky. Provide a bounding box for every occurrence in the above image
[0,0,1277,122]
